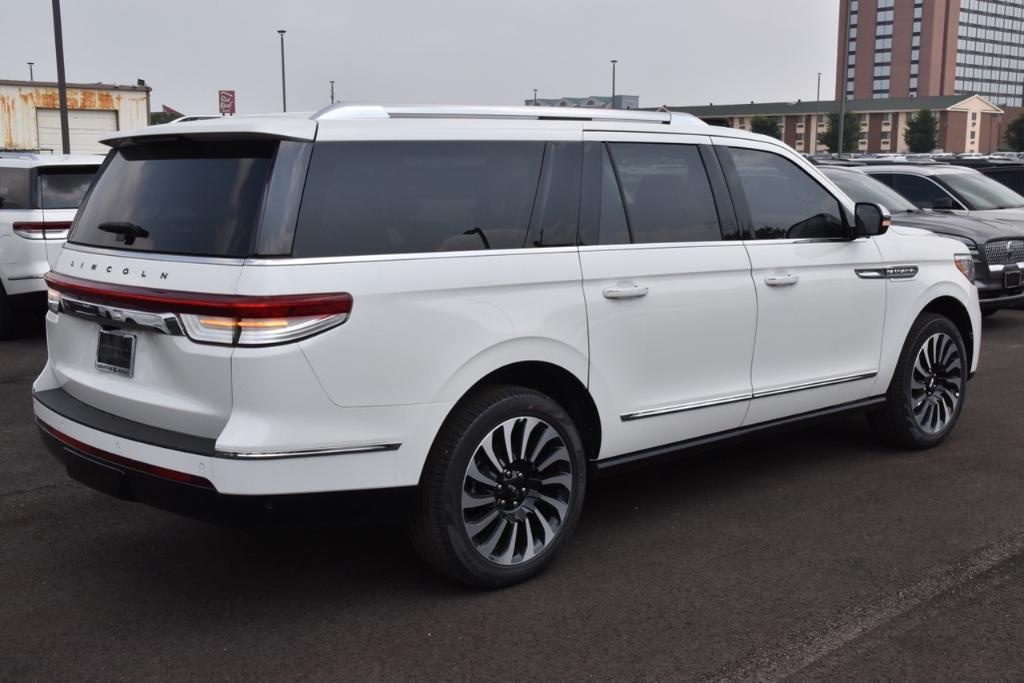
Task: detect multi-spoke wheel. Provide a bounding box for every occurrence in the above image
[461,417,573,566]
[412,385,586,587]
[909,332,964,435]
[870,313,968,449]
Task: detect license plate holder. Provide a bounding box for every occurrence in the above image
[96,329,136,378]
[1006,270,1022,289]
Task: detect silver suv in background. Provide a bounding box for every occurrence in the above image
[0,153,102,336]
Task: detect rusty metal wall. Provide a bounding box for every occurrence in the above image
[0,83,149,151]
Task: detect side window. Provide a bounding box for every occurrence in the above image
[293,141,545,257]
[891,174,956,209]
[598,146,630,245]
[607,142,722,244]
[0,168,31,210]
[728,147,846,240]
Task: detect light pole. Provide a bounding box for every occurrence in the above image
[330,80,335,104]
[533,88,538,105]
[610,59,618,106]
[27,62,34,82]
[838,0,852,156]
[815,72,821,154]
[277,30,287,112]
[51,0,70,154]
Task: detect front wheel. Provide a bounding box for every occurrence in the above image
[412,385,586,587]
[870,313,968,449]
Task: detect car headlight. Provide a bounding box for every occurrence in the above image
[954,254,976,283]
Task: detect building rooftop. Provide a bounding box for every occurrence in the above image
[0,79,151,92]
[658,94,1002,117]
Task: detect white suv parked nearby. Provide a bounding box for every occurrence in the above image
[34,106,981,586]
[0,153,101,336]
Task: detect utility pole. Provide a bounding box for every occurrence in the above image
[533,88,538,105]
[330,80,335,104]
[27,62,34,82]
[837,0,852,156]
[815,72,821,154]
[610,59,618,106]
[277,30,287,112]
[51,0,70,154]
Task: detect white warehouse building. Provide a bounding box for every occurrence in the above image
[0,79,151,154]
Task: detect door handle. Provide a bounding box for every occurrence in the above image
[602,283,649,300]
[765,273,799,287]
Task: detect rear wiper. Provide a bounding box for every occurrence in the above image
[98,221,149,245]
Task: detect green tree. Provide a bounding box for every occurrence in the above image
[817,112,860,153]
[904,108,939,153]
[1004,114,1024,152]
[750,116,782,139]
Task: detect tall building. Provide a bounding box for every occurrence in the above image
[837,0,1024,108]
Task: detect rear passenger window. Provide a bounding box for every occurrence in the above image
[728,148,846,240]
[607,143,721,243]
[891,174,957,209]
[0,168,31,210]
[293,141,545,257]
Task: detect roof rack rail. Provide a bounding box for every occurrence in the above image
[312,103,705,127]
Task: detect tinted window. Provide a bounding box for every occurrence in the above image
[822,168,917,214]
[937,171,1024,210]
[607,143,721,243]
[884,174,957,209]
[983,168,1024,196]
[70,141,276,257]
[598,146,630,245]
[0,168,31,210]
[294,142,545,257]
[528,142,581,247]
[39,166,98,209]
[729,148,845,240]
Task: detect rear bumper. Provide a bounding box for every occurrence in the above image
[37,419,414,526]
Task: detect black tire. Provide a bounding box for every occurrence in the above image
[411,384,587,588]
[870,313,968,449]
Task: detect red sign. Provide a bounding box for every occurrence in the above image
[218,90,236,115]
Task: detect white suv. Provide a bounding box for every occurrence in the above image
[0,153,101,336]
[34,106,981,586]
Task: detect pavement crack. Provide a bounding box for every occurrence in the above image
[703,532,1024,682]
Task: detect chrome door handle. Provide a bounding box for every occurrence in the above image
[765,273,799,287]
[602,283,650,299]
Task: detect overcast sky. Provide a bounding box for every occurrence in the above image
[5,0,840,115]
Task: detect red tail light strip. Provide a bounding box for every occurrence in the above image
[13,221,73,238]
[38,419,216,490]
[44,272,352,319]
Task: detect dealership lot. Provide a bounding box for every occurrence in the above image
[3,313,1024,680]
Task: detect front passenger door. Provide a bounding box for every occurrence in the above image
[717,141,887,427]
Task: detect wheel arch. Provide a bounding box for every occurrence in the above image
[919,295,975,371]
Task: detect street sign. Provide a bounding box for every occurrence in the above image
[218,90,236,115]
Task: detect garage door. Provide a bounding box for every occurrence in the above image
[36,109,118,154]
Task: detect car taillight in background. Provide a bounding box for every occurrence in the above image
[13,221,73,240]
[43,272,353,346]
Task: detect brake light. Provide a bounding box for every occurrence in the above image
[13,221,73,240]
[44,272,353,346]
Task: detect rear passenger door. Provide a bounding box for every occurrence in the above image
[715,139,886,426]
[579,131,757,459]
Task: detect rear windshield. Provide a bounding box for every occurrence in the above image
[69,141,276,257]
[39,166,98,209]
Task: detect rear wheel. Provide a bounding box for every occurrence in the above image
[412,385,586,587]
[870,313,967,449]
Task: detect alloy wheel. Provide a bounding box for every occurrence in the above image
[910,332,964,434]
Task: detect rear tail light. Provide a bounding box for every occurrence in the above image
[13,221,73,240]
[43,272,352,346]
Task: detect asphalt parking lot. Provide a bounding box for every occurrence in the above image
[4,313,1024,681]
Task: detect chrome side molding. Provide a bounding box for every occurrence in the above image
[216,443,402,459]
[856,265,918,280]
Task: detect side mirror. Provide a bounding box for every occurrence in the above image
[932,196,956,210]
[854,202,891,238]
